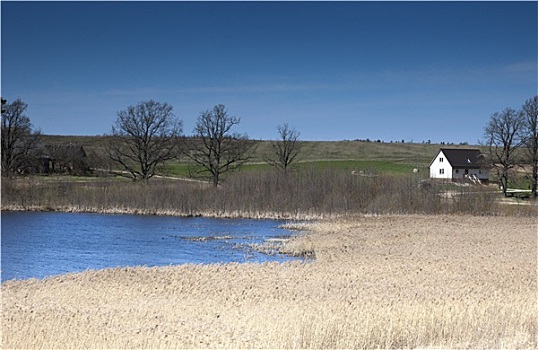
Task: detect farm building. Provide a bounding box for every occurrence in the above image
[43,144,89,175]
[429,148,488,183]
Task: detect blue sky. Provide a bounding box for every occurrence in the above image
[2,1,536,143]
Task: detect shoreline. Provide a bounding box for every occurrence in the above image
[0,204,337,221]
[3,214,536,349]
[3,202,536,221]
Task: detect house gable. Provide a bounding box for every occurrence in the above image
[429,150,452,179]
[429,148,488,181]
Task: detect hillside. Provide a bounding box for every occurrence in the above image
[40,135,482,174]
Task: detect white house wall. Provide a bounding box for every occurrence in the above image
[429,151,452,179]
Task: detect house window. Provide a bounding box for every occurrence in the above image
[439,157,444,163]
[439,169,444,175]
[455,169,459,174]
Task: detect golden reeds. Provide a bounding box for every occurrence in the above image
[2,215,536,349]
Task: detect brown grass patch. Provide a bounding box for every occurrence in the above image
[2,215,536,349]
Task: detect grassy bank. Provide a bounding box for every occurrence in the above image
[2,215,536,349]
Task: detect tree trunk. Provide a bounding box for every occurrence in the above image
[212,173,219,187]
[531,164,538,198]
[500,173,508,197]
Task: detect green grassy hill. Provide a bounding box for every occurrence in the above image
[40,135,483,177]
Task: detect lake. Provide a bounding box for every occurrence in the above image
[1,212,302,282]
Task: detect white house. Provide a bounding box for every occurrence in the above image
[429,148,488,182]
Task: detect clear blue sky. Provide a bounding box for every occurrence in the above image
[2,1,536,143]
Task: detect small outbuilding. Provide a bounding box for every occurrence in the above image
[429,148,488,183]
[43,144,89,175]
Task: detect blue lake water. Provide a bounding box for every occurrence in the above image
[1,212,301,282]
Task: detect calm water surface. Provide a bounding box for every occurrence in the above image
[1,212,301,281]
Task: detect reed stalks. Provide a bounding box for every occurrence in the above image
[2,215,535,349]
[3,168,534,218]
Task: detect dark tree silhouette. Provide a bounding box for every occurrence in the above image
[108,100,182,181]
[483,107,524,196]
[267,123,301,173]
[1,98,41,176]
[521,96,538,198]
[185,104,254,187]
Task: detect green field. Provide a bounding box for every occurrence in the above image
[40,135,483,179]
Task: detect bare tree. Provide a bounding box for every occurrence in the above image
[483,107,524,196]
[185,104,254,187]
[1,98,42,176]
[267,123,301,173]
[521,96,538,198]
[108,100,182,181]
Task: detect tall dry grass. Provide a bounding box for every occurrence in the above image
[3,168,531,218]
[2,215,536,349]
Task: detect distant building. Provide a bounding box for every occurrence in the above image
[43,144,89,175]
[429,148,488,183]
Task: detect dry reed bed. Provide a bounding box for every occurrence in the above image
[7,170,533,220]
[2,215,536,349]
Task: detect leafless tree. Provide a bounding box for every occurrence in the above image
[267,123,301,173]
[483,107,524,196]
[108,100,182,181]
[184,104,254,187]
[1,98,42,176]
[521,96,538,198]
